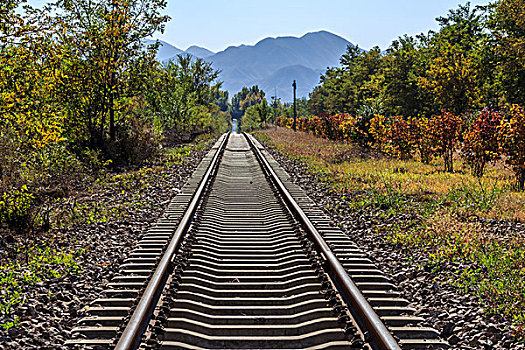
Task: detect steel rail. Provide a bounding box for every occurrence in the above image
[245,133,401,350]
[114,133,230,350]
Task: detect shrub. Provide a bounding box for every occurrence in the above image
[241,103,272,132]
[463,108,502,177]
[389,116,415,159]
[430,111,463,172]
[368,114,390,152]
[499,104,525,190]
[0,187,34,229]
[409,117,434,164]
[108,118,160,166]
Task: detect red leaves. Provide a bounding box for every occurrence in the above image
[499,105,525,189]
[463,108,502,177]
[429,111,463,172]
[278,106,525,186]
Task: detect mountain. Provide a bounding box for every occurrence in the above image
[144,39,215,61]
[210,31,353,101]
[159,31,355,101]
[145,39,184,61]
[185,45,215,59]
[261,65,324,102]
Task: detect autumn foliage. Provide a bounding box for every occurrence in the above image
[279,104,525,188]
[0,0,229,231]
[463,109,502,177]
[499,105,525,189]
[429,111,463,172]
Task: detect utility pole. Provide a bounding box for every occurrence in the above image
[292,80,297,132]
[272,87,278,131]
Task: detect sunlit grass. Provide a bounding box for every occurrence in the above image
[257,127,525,337]
[257,127,524,221]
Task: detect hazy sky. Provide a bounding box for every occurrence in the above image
[26,0,491,52]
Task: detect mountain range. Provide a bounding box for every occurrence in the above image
[144,39,215,60]
[148,31,354,101]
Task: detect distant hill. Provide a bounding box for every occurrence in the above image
[261,65,324,101]
[185,45,215,59]
[156,31,355,101]
[145,39,183,61]
[206,31,354,101]
[144,39,215,61]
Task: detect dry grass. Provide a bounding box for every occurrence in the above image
[257,128,525,221]
[257,127,525,335]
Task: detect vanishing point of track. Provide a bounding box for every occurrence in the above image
[67,133,448,349]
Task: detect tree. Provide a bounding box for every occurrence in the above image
[308,67,349,116]
[145,55,222,142]
[382,35,436,117]
[231,86,266,118]
[499,105,525,190]
[430,111,463,172]
[489,0,525,105]
[214,90,230,112]
[417,2,485,115]
[308,45,383,117]
[283,98,309,119]
[241,102,272,131]
[463,108,502,177]
[53,0,169,147]
[382,36,420,116]
[0,1,69,187]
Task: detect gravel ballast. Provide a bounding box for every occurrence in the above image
[261,140,524,350]
[0,138,215,350]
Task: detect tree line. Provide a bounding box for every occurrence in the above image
[309,1,524,117]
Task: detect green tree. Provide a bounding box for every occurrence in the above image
[146,55,223,142]
[283,98,309,119]
[214,90,230,112]
[308,45,383,117]
[489,0,525,105]
[241,102,272,131]
[382,35,431,116]
[231,86,267,118]
[417,2,486,115]
[53,0,169,147]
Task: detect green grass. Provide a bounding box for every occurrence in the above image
[0,244,84,329]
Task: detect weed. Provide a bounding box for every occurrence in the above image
[446,179,506,213]
[0,244,83,329]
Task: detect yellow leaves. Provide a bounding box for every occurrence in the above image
[0,41,67,155]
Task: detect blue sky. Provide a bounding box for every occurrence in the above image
[26,0,491,52]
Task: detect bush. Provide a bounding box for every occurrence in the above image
[107,117,160,166]
[463,108,502,177]
[430,111,463,172]
[409,117,434,164]
[241,103,272,132]
[0,187,34,229]
[499,104,525,190]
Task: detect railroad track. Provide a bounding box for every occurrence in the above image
[67,133,448,349]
